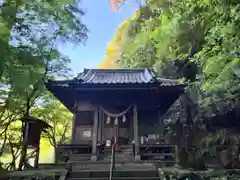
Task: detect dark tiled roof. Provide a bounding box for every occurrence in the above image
[74,68,180,86]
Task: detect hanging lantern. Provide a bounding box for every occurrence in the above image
[114,117,118,125]
[122,115,126,123]
[106,116,111,124]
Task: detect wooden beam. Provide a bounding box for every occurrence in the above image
[175,145,180,165]
[18,122,29,170]
[91,105,99,161]
[75,87,159,91]
[34,145,40,168]
[158,108,164,135]
[71,113,76,144]
[97,107,103,141]
[71,83,185,91]
[133,104,140,161]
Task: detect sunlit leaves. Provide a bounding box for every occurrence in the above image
[32,93,72,146]
[98,18,131,68]
[0,0,88,99]
[113,0,240,111]
[0,0,87,168]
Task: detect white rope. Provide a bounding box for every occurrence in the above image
[100,105,132,118]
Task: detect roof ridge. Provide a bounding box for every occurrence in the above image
[61,68,182,86]
[83,68,151,72]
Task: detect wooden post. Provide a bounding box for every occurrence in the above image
[175,145,179,166]
[133,104,140,161]
[18,122,29,170]
[34,145,40,168]
[101,109,104,141]
[158,108,164,135]
[91,105,99,161]
[97,108,102,142]
[71,101,78,144]
[71,113,76,144]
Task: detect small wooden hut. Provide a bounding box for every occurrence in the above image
[18,116,51,170]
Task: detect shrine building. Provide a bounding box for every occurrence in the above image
[45,68,185,163]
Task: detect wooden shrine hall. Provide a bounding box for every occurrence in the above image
[45,68,185,163]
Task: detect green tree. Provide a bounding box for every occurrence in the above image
[112,0,240,167]
[32,93,72,162]
[117,0,240,109]
[0,0,88,169]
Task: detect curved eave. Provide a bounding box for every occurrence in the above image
[48,82,185,91]
[45,81,76,113]
[159,86,186,114]
[21,116,51,129]
[45,80,186,113]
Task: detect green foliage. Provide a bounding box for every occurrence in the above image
[201,129,239,157]
[98,18,131,68]
[32,93,72,148]
[0,0,87,85]
[116,0,240,111]
[0,0,87,170]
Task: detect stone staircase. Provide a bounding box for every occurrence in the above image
[69,153,92,161]
[66,145,160,180]
[103,145,133,161]
[67,162,160,180]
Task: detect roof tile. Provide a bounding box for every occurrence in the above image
[75,68,180,86]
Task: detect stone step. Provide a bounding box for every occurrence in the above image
[104,145,132,151]
[104,155,133,160]
[69,160,128,165]
[104,150,133,160]
[69,160,172,165]
[70,154,92,161]
[103,158,133,162]
[71,165,155,172]
[69,170,158,178]
[67,177,159,180]
[105,148,132,151]
[105,155,132,158]
[104,151,133,154]
[120,145,132,148]
[71,163,156,172]
[104,152,133,155]
[103,158,133,161]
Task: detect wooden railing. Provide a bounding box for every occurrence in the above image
[56,144,92,163]
[109,143,116,180]
[139,144,179,164]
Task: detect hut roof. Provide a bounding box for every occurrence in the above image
[21,116,51,129]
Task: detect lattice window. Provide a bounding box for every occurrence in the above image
[75,111,94,125]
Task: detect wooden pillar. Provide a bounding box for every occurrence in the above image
[101,110,105,141]
[91,105,99,161]
[18,122,29,170]
[175,145,179,165]
[34,145,40,168]
[97,108,102,142]
[133,104,140,160]
[71,113,76,144]
[158,108,164,135]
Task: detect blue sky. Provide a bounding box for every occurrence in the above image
[58,0,138,76]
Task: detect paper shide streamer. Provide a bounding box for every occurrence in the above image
[101,105,132,125]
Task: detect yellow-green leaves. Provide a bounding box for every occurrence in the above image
[98,18,131,68]
[110,0,240,110]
